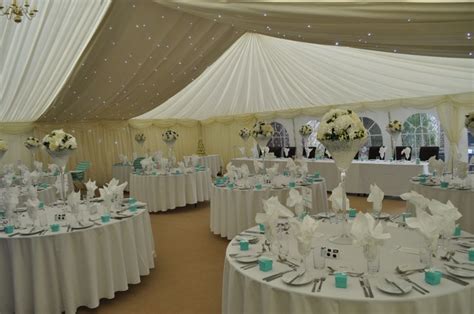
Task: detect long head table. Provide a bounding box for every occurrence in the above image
[210,181,329,240]
[232,158,428,196]
[0,206,155,314]
[223,223,473,314]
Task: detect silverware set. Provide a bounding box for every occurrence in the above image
[402,277,430,295]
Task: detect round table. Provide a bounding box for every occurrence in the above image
[112,164,133,192]
[408,181,474,233]
[129,169,212,212]
[0,206,155,314]
[210,181,329,239]
[223,223,473,314]
[185,155,222,177]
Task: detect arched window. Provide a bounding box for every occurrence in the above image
[361,117,383,147]
[402,113,444,159]
[267,122,290,147]
[304,120,321,147]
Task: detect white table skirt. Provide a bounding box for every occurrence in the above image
[185,155,222,177]
[112,164,133,192]
[210,182,328,240]
[232,158,428,196]
[223,224,473,314]
[130,169,211,212]
[0,208,155,314]
[408,181,474,233]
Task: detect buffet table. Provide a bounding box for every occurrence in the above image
[112,164,133,192]
[130,169,212,212]
[210,181,329,239]
[223,223,473,314]
[409,181,474,233]
[232,158,428,196]
[184,154,221,177]
[0,206,155,314]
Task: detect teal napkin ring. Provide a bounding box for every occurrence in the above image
[258,257,273,272]
[440,181,449,189]
[239,240,249,251]
[348,208,357,218]
[335,272,348,288]
[101,214,111,223]
[453,225,461,236]
[469,248,474,261]
[50,224,60,232]
[4,225,14,234]
[425,270,442,285]
[258,224,265,232]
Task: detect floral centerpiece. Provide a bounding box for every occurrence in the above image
[239,128,251,141]
[162,129,179,165]
[42,129,77,201]
[24,136,41,158]
[251,121,274,157]
[386,120,402,160]
[465,112,474,136]
[0,139,7,160]
[317,109,367,244]
[135,133,146,145]
[299,124,313,157]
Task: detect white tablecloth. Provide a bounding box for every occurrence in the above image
[130,169,212,212]
[210,182,329,239]
[0,208,155,314]
[409,181,474,233]
[232,158,428,196]
[223,223,473,314]
[185,154,222,177]
[112,164,133,192]
[40,173,74,193]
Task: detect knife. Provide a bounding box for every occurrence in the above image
[444,263,474,272]
[359,277,369,298]
[288,270,305,285]
[263,270,294,282]
[441,273,470,286]
[364,277,374,298]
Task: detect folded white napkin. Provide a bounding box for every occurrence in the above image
[262,196,295,218]
[298,159,308,177]
[379,146,387,160]
[18,164,29,174]
[99,187,114,212]
[406,208,444,246]
[428,199,462,237]
[240,164,250,178]
[26,185,38,200]
[67,191,81,214]
[30,170,40,185]
[140,156,155,173]
[25,198,40,221]
[401,147,411,159]
[351,213,391,246]
[286,188,305,216]
[33,161,43,173]
[263,146,270,156]
[3,164,14,174]
[290,215,320,256]
[54,174,69,196]
[286,158,298,176]
[256,196,294,241]
[85,179,97,199]
[455,161,468,179]
[118,154,129,165]
[5,187,20,212]
[400,191,429,210]
[328,183,350,211]
[22,170,32,186]
[48,164,59,174]
[304,147,313,158]
[266,163,279,178]
[367,184,384,211]
[283,147,290,157]
[253,160,264,174]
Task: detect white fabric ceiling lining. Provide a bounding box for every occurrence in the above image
[0,0,111,122]
[136,32,474,121]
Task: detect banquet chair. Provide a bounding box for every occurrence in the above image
[354,152,359,160]
[419,146,440,161]
[324,149,332,159]
[70,161,91,183]
[395,146,412,160]
[286,147,296,158]
[303,147,316,158]
[368,146,384,160]
[269,146,282,158]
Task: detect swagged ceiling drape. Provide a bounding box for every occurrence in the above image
[38,0,244,123]
[156,0,474,58]
[0,0,111,122]
[137,33,474,121]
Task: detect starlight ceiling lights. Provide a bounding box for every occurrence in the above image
[0,0,38,23]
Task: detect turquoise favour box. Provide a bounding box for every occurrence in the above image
[469,248,474,261]
[227,182,235,190]
[129,205,138,212]
[255,183,262,190]
[4,225,14,234]
[258,257,273,272]
[425,270,442,285]
[289,181,296,188]
[239,239,249,251]
[348,208,357,218]
[101,214,111,223]
[258,224,265,232]
[440,181,449,189]
[50,224,60,232]
[453,225,461,236]
[335,272,348,288]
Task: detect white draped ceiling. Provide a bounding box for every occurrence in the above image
[137,33,474,121]
[0,0,111,122]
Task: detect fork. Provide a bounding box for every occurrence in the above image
[317,276,326,292]
[311,278,320,292]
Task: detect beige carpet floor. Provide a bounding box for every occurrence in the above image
[78,196,406,314]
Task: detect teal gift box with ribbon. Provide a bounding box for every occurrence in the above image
[50,224,60,232]
[258,257,273,272]
[239,239,249,251]
[4,225,14,234]
[101,214,111,223]
[348,208,357,218]
[440,181,449,189]
[469,248,474,261]
[419,177,427,184]
[416,158,420,165]
[314,172,320,178]
[258,224,265,232]
[425,270,442,285]
[255,183,262,190]
[289,181,296,188]
[453,225,461,236]
[402,212,411,222]
[128,197,137,204]
[227,182,235,190]
[335,272,348,288]
[129,205,138,213]
[283,170,289,177]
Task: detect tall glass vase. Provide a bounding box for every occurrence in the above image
[390,132,401,161]
[46,150,71,203]
[321,137,367,245]
[166,141,176,167]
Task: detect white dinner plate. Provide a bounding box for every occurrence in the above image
[445,267,474,278]
[411,177,420,182]
[376,278,412,295]
[14,207,27,213]
[372,212,391,219]
[71,221,94,229]
[281,271,315,286]
[235,235,258,243]
[234,254,260,263]
[457,241,474,249]
[314,212,335,219]
[19,227,45,236]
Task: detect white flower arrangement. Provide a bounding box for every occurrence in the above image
[135,133,146,144]
[162,129,179,144]
[465,112,474,132]
[239,128,251,140]
[24,137,41,149]
[42,129,77,152]
[299,124,313,137]
[0,139,7,152]
[317,109,367,141]
[251,121,274,139]
[386,120,402,134]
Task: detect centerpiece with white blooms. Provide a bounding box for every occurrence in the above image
[162,129,179,166]
[251,121,274,159]
[0,139,7,161]
[135,133,146,155]
[24,136,41,159]
[43,129,77,202]
[238,128,251,156]
[317,109,367,244]
[465,112,474,136]
[386,120,402,160]
[299,124,313,158]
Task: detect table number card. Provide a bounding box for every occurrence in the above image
[301,186,312,209]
